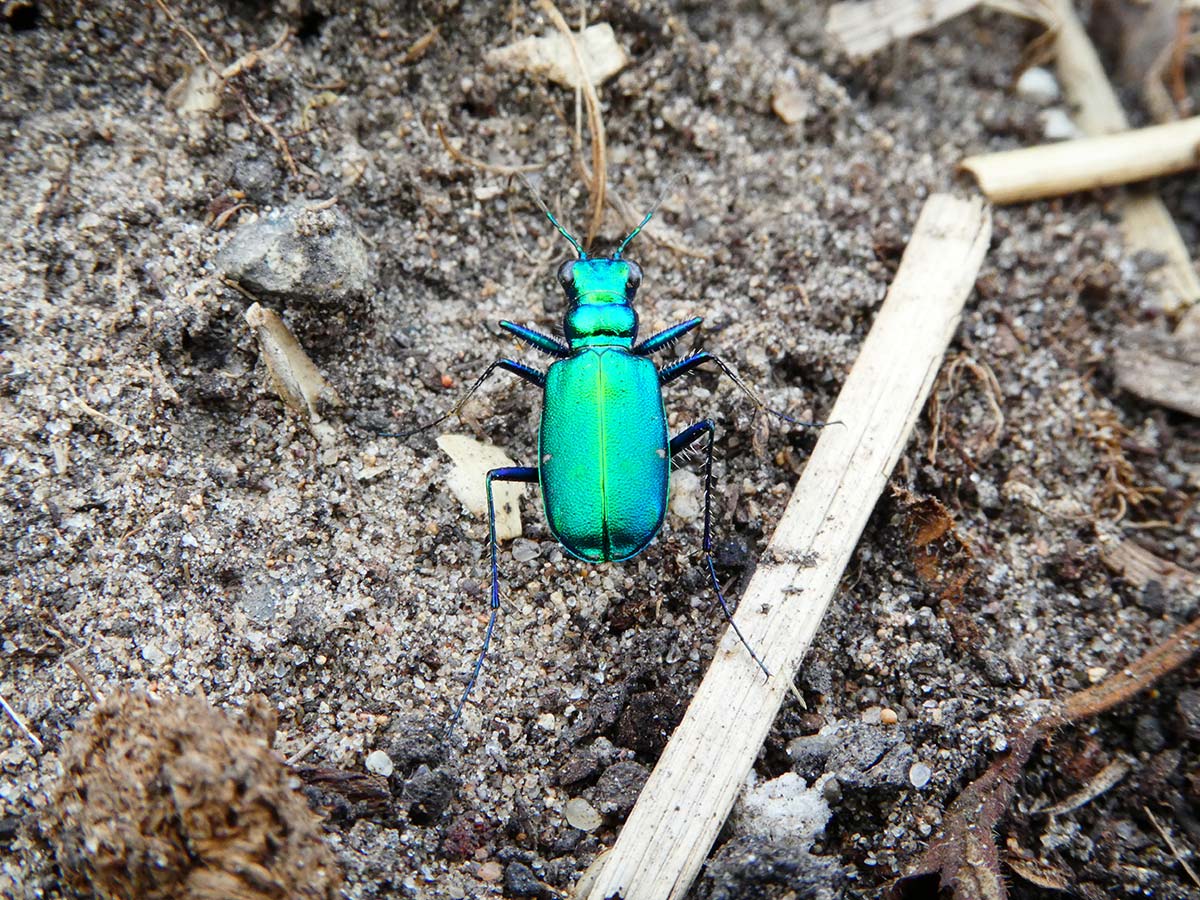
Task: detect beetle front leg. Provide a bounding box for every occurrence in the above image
[669,421,769,680]
[634,316,703,357]
[445,465,540,738]
[660,351,830,430]
[377,359,545,440]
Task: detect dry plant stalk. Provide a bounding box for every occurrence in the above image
[826,0,1052,58]
[537,0,607,248]
[827,0,981,57]
[897,613,1200,899]
[1048,0,1200,315]
[435,123,546,176]
[960,115,1200,203]
[582,194,991,900]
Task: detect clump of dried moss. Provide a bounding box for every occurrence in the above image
[44,690,341,900]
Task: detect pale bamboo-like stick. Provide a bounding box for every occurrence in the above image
[960,115,1200,203]
[826,0,981,57]
[826,0,1051,58]
[1049,0,1200,315]
[580,195,991,900]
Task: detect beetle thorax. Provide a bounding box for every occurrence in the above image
[558,256,644,348]
[565,301,637,347]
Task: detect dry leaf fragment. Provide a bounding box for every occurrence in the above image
[436,434,524,541]
[486,23,628,89]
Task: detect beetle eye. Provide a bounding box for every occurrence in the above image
[626,260,643,291]
[557,259,575,287]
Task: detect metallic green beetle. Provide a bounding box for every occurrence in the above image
[408,183,823,731]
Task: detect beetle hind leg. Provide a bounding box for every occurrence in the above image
[445,465,540,739]
[669,421,770,680]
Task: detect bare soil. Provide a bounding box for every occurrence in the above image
[2,2,1198,898]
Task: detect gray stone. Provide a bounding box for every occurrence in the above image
[701,834,844,900]
[593,760,650,816]
[216,200,370,302]
[1176,689,1200,742]
[788,722,914,790]
[503,861,545,897]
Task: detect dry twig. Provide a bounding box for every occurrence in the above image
[435,123,546,176]
[537,0,607,248]
[152,0,297,176]
[960,115,1200,204]
[0,691,43,753]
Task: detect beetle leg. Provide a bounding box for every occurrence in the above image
[669,421,770,680]
[499,320,571,358]
[633,316,703,357]
[377,359,544,439]
[660,351,831,430]
[446,465,540,738]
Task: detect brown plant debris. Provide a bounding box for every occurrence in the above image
[893,615,1200,900]
[44,690,341,900]
[894,488,982,648]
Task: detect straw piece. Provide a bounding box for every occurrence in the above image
[960,115,1200,203]
[1049,0,1200,314]
[826,0,982,57]
[581,194,991,900]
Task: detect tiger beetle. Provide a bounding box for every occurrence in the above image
[398,179,826,734]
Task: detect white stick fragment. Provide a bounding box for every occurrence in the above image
[1049,0,1200,315]
[582,194,991,900]
[827,0,1051,57]
[960,115,1200,204]
[826,0,982,57]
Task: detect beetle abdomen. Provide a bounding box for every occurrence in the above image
[539,349,669,562]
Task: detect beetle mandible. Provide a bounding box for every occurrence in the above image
[400,180,826,732]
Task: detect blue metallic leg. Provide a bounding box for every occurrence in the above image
[670,421,770,680]
[446,465,540,737]
[660,352,831,429]
[499,321,571,358]
[634,316,703,357]
[378,359,544,439]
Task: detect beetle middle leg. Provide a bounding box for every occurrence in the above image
[669,420,770,680]
[661,351,831,430]
[446,464,540,736]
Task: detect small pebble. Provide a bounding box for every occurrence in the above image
[140,643,167,666]
[908,762,932,789]
[880,708,898,726]
[512,539,541,563]
[1039,108,1080,141]
[1087,666,1107,684]
[478,860,503,882]
[564,797,602,832]
[772,84,809,125]
[1015,66,1059,104]
[365,749,394,778]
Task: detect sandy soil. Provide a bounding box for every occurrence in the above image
[2,2,1199,898]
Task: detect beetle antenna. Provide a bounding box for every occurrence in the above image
[613,173,688,258]
[516,174,587,258]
